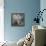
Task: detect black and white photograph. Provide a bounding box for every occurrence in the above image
[11,13,25,26]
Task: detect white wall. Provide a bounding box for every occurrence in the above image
[0,0,4,42]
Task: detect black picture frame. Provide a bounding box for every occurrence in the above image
[11,13,25,26]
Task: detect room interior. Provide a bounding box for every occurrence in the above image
[0,0,46,46]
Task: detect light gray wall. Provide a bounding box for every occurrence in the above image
[40,0,46,27]
[40,0,46,45]
[4,0,40,42]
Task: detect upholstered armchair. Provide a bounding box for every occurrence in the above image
[32,25,46,46]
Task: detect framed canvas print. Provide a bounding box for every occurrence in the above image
[11,13,25,26]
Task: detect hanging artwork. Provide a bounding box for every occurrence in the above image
[11,13,25,26]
